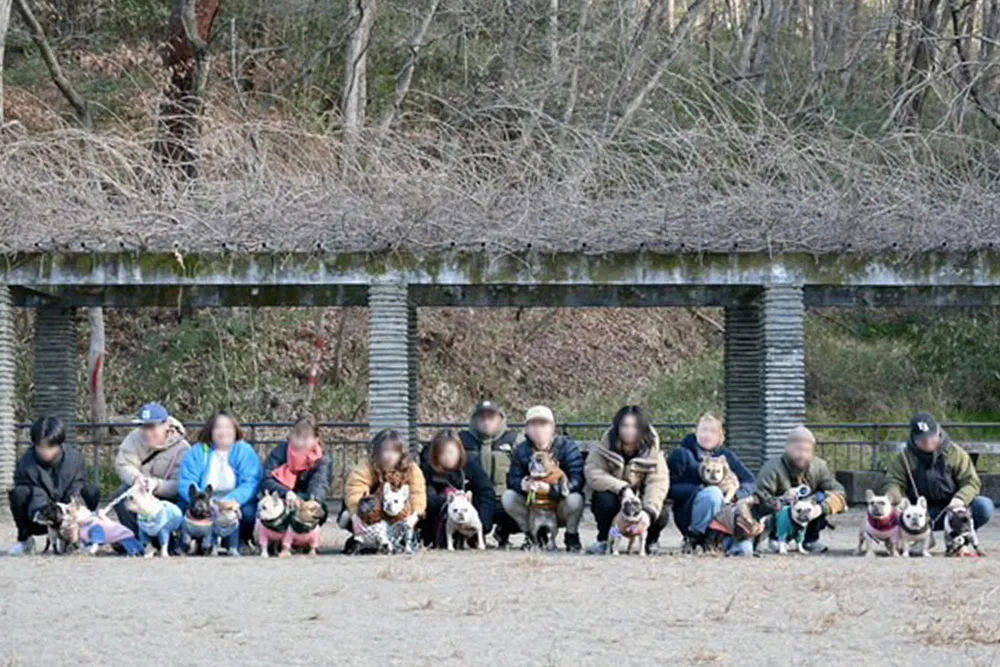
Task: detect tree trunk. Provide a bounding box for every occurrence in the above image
[87,307,107,439]
[342,0,378,153]
[378,0,439,135]
[899,0,944,128]
[154,0,223,178]
[0,0,11,126]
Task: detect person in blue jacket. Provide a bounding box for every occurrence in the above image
[667,413,756,552]
[178,411,262,545]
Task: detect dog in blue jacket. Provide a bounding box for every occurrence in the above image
[126,478,184,558]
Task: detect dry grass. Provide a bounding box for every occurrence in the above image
[689,647,727,664]
[1,106,999,256]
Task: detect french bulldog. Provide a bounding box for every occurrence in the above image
[33,501,72,555]
[699,455,739,503]
[944,506,983,557]
[279,498,324,558]
[445,490,485,552]
[526,450,567,551]
[348,494,392,554]
[256,490,291,557]
[128,478,184,558]
[211,499,242,557]
[609,488,650,556]
[772,496,817,555]
[182,484,215,556]
[382,483,415,554]
[897,496,931,557]
[857,490,899,558]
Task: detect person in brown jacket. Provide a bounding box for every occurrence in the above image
[341,428,427,553]
[112,403,191,538]
[585,405,669,554]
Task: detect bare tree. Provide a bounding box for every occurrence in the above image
[154,0,223,177]
[0,0,11,126]
[343,0,378,150]
[379,0,440,135]
[87,307,107,428]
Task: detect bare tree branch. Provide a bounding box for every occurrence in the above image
[379,0,441,135]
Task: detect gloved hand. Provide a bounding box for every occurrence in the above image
[809,503,823,521]
[619,486,638,501]
[405,513,419,529]
[948,497,966,511]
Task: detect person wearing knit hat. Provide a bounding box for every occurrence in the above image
[882,412,994,536]
[755,424,847,553]
[501,405,586,552]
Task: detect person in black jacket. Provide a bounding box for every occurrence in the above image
[501,405,586,552]
[419,429,496,547]
[457,401,519,545]
[7,416,100,556]
[260,415,332,523]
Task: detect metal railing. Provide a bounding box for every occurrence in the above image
[15,420,1000,499]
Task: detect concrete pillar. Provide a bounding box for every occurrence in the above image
[368,283,419,447]
[34,305,79,444]
[724,286,805,470]
[0,286,16,500]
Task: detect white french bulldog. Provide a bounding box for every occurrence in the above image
[445,491,485,551]
[898,496,931,557]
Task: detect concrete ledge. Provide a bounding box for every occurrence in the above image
[980,473,1000,504]
[836,470,886,505]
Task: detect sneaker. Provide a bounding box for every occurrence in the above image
[564,532,582,553]
[587,541,609,555]
[8,538,34,557]
[802,540,828,554]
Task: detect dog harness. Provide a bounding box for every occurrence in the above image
[526,470,567,511]
[866,513,900,541]
[79,517,144,556]
[774,507,808,544]
[260,506,292,533]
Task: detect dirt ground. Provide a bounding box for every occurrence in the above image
[2,508,1000,667]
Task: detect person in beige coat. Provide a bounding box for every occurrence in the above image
[585,405,669,554]
[113,403,191,536]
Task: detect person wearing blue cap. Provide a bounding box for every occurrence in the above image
[112,403,191,540]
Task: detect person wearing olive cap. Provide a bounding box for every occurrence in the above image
[501,405,586,552]
[883,412,994,531]
[755,425,847,553]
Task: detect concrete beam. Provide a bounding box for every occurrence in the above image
[7,251,1000,290]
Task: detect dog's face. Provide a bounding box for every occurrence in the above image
[381,482,410,517]
[699,456,730,485]
[899,497,929,532]
[358,494,382,523]
[947,507,974,535]
[864,490,893,520]
[296,499,324,526]
[62,496,92,524]
[446,491,475,525]
[620,494,644,522]
[33,502,65,528]
[213,499,242,527]
[126,477,163,516]
[257,490,286,521]
[790,497,816,526]
[528,450,556,479]
[188,484,214,520]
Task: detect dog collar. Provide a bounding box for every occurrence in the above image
[899,521,928,536]
[867,514,899,532]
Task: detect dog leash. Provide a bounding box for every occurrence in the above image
[99,485,136,517]
[898,443,922,500]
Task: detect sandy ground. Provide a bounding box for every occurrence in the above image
[2,508,1000,667]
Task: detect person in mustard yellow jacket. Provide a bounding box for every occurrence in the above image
[341,429,426,553]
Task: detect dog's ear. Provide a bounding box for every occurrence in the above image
[204,485,213,498]
[399,485,410,500]
[898,498,910,511]
[464,490,473,503]
[917,496,927,509]
[864,489,874,503]
[189,483,198,500]
[382,482,391,497]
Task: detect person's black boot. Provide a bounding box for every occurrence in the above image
[564,532,582,553]
[343,536,359,555]
[495,524,510,549]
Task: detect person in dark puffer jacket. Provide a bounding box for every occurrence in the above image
[502,405,585,552]
[458,401,520,545]
[419,429,496,547]
[260,415,333,524]
[667,413,756,542]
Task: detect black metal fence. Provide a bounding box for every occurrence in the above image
[16,420,1000,499]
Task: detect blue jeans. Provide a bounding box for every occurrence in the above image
[929,496,995,530]
[724,537,754,556]
[689,486,724,536]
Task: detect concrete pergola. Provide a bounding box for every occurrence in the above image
[1,250,999,499]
